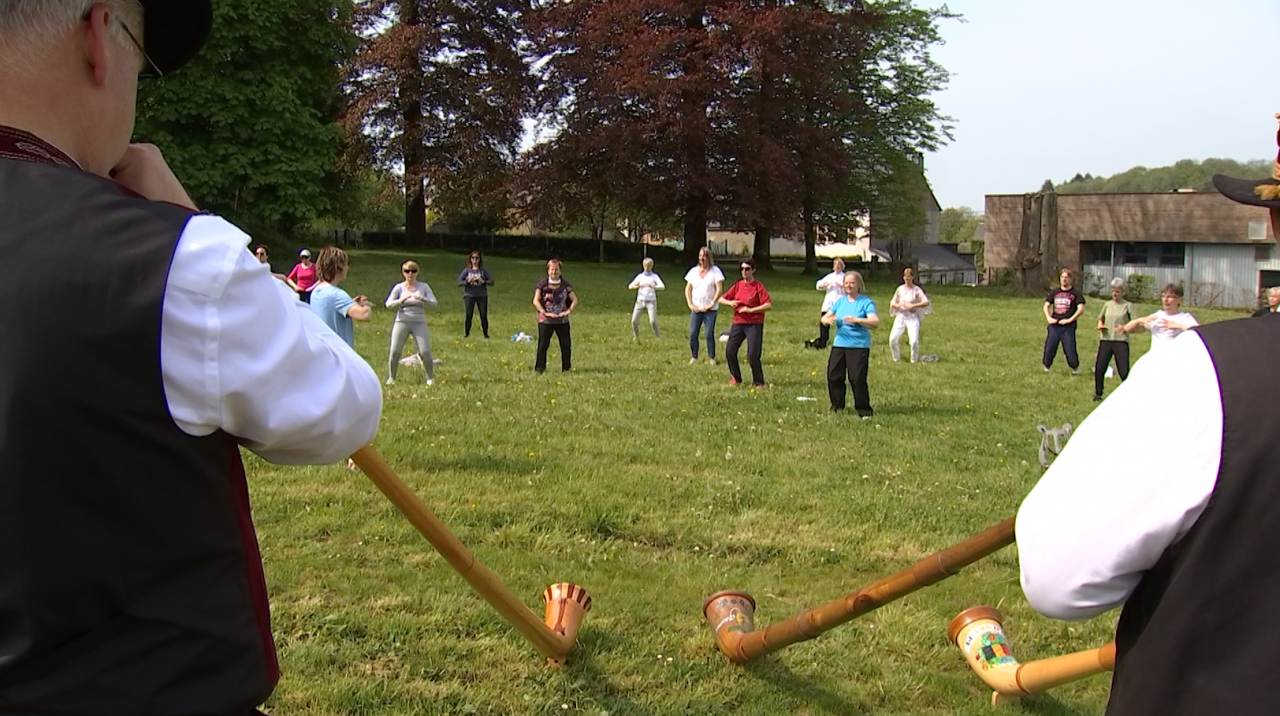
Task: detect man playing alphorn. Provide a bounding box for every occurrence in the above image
[1017,116,1280,715]
[0,2,381,713]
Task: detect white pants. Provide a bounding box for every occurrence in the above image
[889,315,921,362]
[388,321,433,380]
[632,299,658,337]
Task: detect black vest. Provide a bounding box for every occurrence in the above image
[1108,315,1280,715]
[0,146,277,714]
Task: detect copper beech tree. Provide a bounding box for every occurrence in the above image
[526,0,952,268]
[345,0,533,243]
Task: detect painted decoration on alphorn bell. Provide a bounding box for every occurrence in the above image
[961,621,1017,671]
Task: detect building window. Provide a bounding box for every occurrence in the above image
[1250,221,1268,240]
[1082,242,1112,264]
[1120,242,1150,265]
[1157,243,1185,267]
[1257,245,1273,261]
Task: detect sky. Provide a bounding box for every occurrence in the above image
[924,0,1280,212]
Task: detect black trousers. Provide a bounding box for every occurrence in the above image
[1094,340,1131,396]
[1043,322,1079,370]
[463,295,489,337]
[815,313,831,348]
[726,323,765,385]
[297,289,311,304]
[828,347,872,416]
[536,322,571,372]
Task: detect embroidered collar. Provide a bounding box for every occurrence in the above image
[0,125,80,168]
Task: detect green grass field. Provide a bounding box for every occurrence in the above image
[253,251,1243,715]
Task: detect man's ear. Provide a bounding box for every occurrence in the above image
[80,3,114,86]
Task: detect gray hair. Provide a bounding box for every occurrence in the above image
[1109,277,1125,290]
[845,270,865,293]
[642,257,654,270]
[1,0,142,63]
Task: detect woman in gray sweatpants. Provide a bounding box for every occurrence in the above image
[385,260,438,385]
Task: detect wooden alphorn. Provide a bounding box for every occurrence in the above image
[703,517,1016,663]
[350,446,591,666]
[948,606,1115,706]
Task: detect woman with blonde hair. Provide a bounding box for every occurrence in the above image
[628,257,665,339]
[888,267,930,363]
[807,258,846,349]
[385,260,438,385]
[822,271,879,416]
[684,247,725,363]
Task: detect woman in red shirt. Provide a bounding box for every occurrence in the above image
[718,258,773,387]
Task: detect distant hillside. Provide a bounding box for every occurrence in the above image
[1046,158,1273,195]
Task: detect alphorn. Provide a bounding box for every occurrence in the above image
[948,606,1115,706]
[703,516,1015,663]
[350,446,591,666]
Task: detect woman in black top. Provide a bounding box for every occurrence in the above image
[456,250,494,338]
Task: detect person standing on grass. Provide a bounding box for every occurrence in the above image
[628,257,665,340]
[1123,284,1198,353]
[823,272,879,416]
[254,244,291,286]
[287,247,318,303]
[685,247,725,364]
[1043,268,1085,374]
[457,250,493,338]
[534,259,578,373]
[1093,278,1135,402]
[310,246,373,349]
[807,258,846,349]
[385,260,438,386]
[1251,286,1280,317]
[888,267,930,363]
[720,258,772,387]
[0,3,382,712]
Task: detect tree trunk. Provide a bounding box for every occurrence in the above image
[802,192,817,275]
[399,2,426,246]
[681,4,710,265]
[683,195,708,263]
[752,224,773,270]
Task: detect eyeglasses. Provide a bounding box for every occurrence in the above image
[82,10,162,78]
[403,269,418,274]
[740,266,753,272]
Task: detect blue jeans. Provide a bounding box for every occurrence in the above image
[690,310,718,359]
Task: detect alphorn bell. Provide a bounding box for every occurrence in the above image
[349,446,591,666]
[703,517,1016,663]
[948,606,1116,706]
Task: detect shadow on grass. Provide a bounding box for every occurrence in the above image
[1012,693,1098,716]
[743,657,866,715]
[560,626,646,715]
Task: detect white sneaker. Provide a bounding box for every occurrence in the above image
[709,358,717,365]
[426,379,434,386]
[1043,366,1050,373]
[385,377,395,385]
[690,358,698,364]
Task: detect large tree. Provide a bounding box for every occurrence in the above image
[346,0,532,244]
[136,0,354,236]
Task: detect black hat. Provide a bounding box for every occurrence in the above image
[1212,115,1280,209]
[140,0,213,76]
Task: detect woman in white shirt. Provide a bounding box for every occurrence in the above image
[384,260,438,385]
[888,267,930,363]
[628,258,665,339]
[807,258,846,349]
[1123,283,1198,352]
[684,247,726,364]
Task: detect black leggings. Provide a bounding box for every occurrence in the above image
[1094,341,1131,397]
[536,322,571,372]
[726,324,765,386]
[463,295,489,337]
[815,313,831,348]
[828,347,872,416]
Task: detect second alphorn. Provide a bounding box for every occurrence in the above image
[948,606,1115,706]
[703,516,1016,663]
[349,446,591,666]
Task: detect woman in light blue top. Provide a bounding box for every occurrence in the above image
[309,246,372,349]
[385,260,438,385]
[821,271,879,416]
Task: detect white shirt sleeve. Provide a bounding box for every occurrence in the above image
[1016,331,1222,620]
[653,273,665,290]
[160,215,383,464]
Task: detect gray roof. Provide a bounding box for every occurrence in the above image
[915,244,976,272]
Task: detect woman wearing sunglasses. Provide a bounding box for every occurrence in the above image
[456,250,494,338]
[719,259,772,387]
[385,260,438,385]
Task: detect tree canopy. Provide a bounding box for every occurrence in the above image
[1048,158,1272,195]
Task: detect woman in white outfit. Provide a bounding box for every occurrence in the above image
[628,258,665,339]
[385,260,439,385]
[889,267,930,363]
[807,258,846,349]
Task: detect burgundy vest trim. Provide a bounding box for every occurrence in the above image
[0,126,78,168]
[224,439,281,686]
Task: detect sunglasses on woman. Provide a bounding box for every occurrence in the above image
[404,269,417,274]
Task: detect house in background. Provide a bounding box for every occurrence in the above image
[985,191,1278,308]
